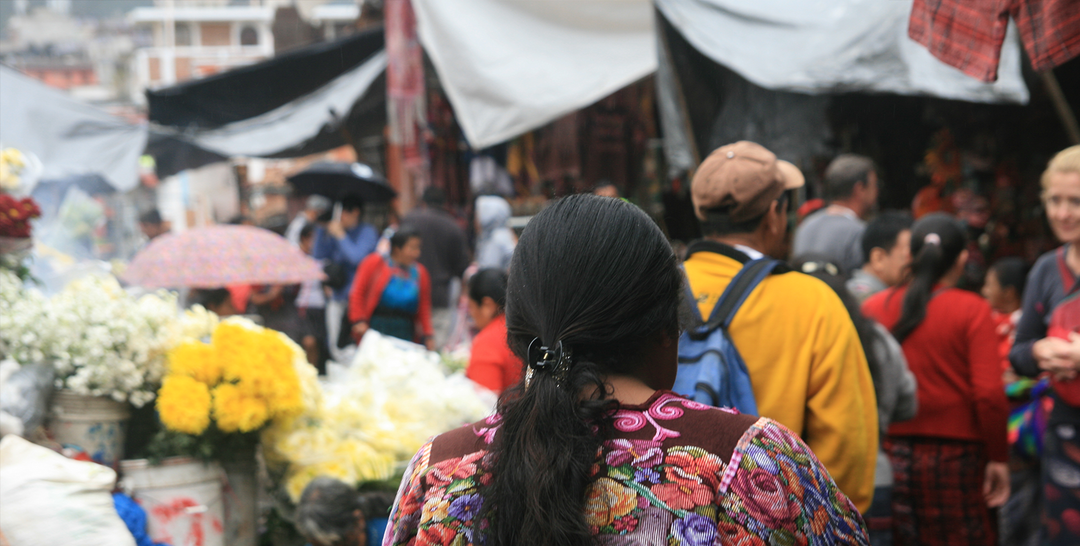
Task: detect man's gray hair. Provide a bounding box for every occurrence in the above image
[823,154,877,201]
[295,477,361,544]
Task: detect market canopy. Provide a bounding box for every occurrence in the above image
[413,0,1029,150]
[0,65,148,192]
[411,0,658,150]
[655,0,1028,103]
[147,27,387,159]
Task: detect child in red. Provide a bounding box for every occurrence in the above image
[982,258,1027,376]
[464,268,522,394]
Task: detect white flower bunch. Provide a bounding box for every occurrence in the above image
[0,271,216,408]
[0,270,50,364]
[264,330,494,501]
[44,275,185,407]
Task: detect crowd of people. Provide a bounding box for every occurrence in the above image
[380,142,1080,546]
[180,142,1080,546]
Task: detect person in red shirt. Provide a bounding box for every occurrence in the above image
[464,268,522,393]
[863,213,1010,546]
[348,227,434,349]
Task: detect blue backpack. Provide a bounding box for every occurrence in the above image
[673,258,781,414]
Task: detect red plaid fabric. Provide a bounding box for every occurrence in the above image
[909,0,1080,82]
[885,437,996,546]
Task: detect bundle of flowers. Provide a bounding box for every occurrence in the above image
[0,270,49,363]
[0,271,215,407]
[0,194,41,239]
[263,330,494,501]
[155,317,321,460]
[0,148,27,191]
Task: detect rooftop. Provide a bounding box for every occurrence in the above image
[129,5,273,23]
[311,4,359,22]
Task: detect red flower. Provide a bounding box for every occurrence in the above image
[416,523,457,546]
[665,450,723,489]
[0,196,40,238]
[429,451,484,486]
[650,480,714,511]
[716,519,767,546]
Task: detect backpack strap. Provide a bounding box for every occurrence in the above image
[705,258,782,330]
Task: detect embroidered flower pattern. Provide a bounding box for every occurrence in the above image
[385,394,868,545]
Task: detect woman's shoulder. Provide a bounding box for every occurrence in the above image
[611,392,761,462]
[937,287,993,314]
[422,415,500,469]
[1028,247,1062,285]
[862,285,902,314]
[361,251,386,267]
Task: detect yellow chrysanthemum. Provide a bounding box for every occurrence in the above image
[157,374,212,435]
[212,383,270,433]
[167,341,221,385]
[212,320,303,419]
[284,460,357,502]
[337,439,394,482]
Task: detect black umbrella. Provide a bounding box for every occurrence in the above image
[287,162,397,202]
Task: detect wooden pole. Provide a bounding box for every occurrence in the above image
[1040,69,1080,146]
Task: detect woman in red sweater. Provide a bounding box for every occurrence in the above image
[862,213,1010,546]
[348,227,434,349]
[464,268,522,393]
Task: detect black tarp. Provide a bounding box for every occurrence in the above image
[143,26,387,169]
[147,26,384,129]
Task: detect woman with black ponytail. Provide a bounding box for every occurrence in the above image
[383,194,868,546]
[863,213,1010,546]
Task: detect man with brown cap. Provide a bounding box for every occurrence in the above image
[683,141,879,514]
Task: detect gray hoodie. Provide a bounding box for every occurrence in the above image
[475,195,516,271]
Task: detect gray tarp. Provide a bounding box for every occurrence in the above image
[0,66,148,192]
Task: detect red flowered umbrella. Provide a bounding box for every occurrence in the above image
[121,225,325,288]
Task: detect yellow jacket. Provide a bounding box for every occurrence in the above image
[683,241,878,513]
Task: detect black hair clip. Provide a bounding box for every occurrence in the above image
[525,338,572,389]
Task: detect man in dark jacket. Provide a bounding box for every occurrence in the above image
[402,187,470,349]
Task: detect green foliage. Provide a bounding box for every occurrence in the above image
[141,427,260,465]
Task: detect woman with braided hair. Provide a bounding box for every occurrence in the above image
[383,194,868,546]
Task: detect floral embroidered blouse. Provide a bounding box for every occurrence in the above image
[383,390,869,546]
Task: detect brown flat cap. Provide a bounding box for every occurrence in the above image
[691,141,805,222]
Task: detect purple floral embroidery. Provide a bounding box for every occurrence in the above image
[670,513,718,546]
[634,467,662,485]
[448,493,482,521]
[748,446,780,475]
[605,439,664,468]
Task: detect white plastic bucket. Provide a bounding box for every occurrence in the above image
[48,390,131,469]
[222,460,258,546]
[120,457,226,546]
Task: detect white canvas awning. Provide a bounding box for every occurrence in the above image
[414,0,1029,150]
[412,0,658,149]
[656,0,1028,103]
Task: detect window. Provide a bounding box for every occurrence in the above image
[174,23,193,46]
[240,26,259,46]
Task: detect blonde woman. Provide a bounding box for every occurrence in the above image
[1008,145,1080,546]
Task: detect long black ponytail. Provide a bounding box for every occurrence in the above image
[477,194,682,546]
[891,213,967,343]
